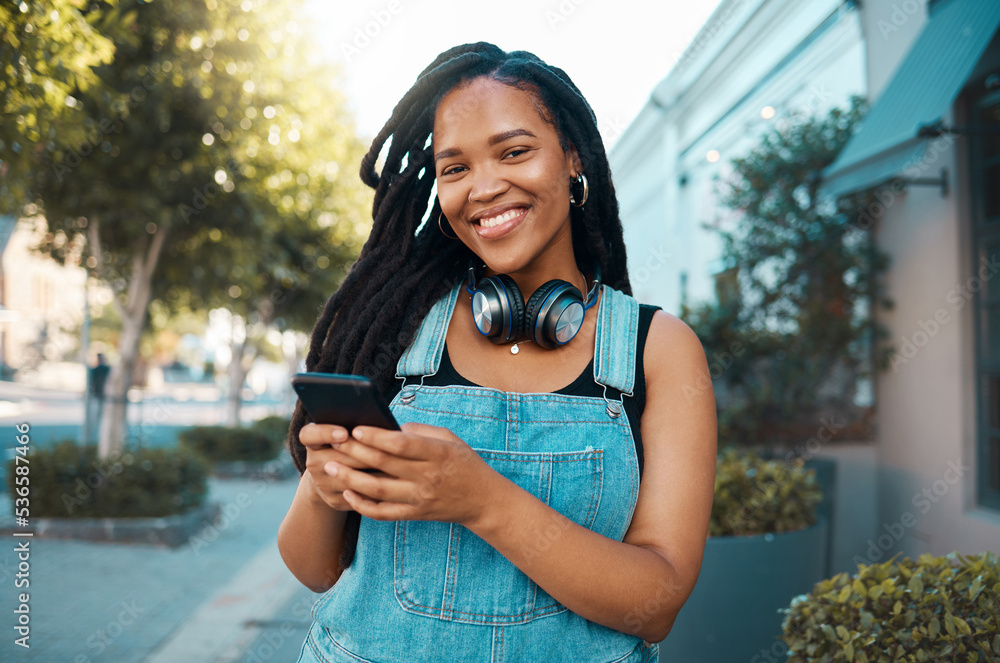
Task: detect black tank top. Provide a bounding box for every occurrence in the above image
[384,303,661,480]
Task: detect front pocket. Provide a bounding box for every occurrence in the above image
[393,448,603,625]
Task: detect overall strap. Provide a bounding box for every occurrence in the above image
[592,284,640,396]
[395,281,462,379]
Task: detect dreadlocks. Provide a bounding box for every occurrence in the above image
[287,42,633,571]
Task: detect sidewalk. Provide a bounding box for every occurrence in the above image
[0,474,320,663]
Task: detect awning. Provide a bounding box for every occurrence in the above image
[821,0,1000,198]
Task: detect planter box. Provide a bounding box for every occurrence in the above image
[658,515,827,663]
[804,457,837,578]
[0,501,220,548]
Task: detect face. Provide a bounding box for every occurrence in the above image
[432,76,581,277]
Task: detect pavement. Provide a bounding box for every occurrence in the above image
[0,381,322,663]
[0,475,319,663]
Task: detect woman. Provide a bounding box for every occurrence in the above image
[278,42,716,662]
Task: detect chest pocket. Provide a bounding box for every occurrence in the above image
[393,448,603,625]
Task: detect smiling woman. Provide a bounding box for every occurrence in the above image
[277,42,717,663]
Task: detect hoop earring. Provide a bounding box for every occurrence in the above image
[438,211,458,240]
[569,172,589,207]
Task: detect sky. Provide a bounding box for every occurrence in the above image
[301,0,725,149]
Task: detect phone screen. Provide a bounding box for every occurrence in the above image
[291,372,400,431]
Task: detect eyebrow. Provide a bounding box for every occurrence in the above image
[433,128,538,163]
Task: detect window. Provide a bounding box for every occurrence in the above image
[971,75,1000,510]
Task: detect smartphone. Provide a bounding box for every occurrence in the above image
[291,372,400,431]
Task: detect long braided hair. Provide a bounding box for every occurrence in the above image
[288,42,633,572]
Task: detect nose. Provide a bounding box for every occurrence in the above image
[467,164,509,204]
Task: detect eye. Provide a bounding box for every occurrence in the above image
[503,148,529,159]
[441,164,466,176]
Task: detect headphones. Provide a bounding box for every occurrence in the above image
[466,259,602,349]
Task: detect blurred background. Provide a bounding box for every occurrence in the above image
[1,0,998,661]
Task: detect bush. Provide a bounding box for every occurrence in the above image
[6,440,210,518]
[178,425,282,463]
[711,446,822,536]
[781,551,1000,662]
[249,415,291,449]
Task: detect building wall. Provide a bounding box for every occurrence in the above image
[860,0,1000,558]
[870,112,1000,559]
[614,0,1000,573]
[1,217,89,389]
[611,0,866,314]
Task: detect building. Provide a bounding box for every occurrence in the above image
[0,215,91,390]
[610,0,1000,572]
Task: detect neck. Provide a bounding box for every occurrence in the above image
[482,255,588,298]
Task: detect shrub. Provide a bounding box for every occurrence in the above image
[6,440,210,518]
[710,446,822,536]
[249,415,291,449]
[781,551,1000,662]
[178,425,281,463]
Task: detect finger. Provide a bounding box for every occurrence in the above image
[318,447,377,471]
[399,421,461,442]
[332,437,407,475]
[351,425,429,460]
[329,462,405,502]
[299,423,349,448]
[342,488,411,522]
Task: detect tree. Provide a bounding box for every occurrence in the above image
[0,0,117,213]
[683,96,893,447]
[30,0,369,457]
[153,11,371,426]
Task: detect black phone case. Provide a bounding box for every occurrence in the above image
[291,372,400,431]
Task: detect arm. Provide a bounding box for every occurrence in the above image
[277,471,348,593]
[464,311,717,642]
[277,424,375,593]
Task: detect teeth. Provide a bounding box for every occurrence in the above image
[479,208,524,228]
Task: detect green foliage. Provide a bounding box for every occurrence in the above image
[178,424,281,463]
[249,415,291,448]
[7,440,209,517]
[782,551,1000,662]
[11,0,372,452]
[31,0,368,308]
[682,97,893,446]
[710,447,822,536]
[0,0,118,213]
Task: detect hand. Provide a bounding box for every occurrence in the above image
[300,422,386,511]
[326,422,497,525]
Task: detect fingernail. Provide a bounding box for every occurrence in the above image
[353,428,364,441]
[332,428,347,442]
[325,462,338,477]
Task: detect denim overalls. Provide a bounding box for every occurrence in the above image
[298,283,659,663]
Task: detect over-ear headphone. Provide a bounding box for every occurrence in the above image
[466,260,602,349]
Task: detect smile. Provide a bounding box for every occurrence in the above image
[472,206,529,239]
[478,208,525,228]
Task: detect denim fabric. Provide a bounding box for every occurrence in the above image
[297,283,658,663]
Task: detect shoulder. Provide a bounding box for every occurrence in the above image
[642,309,712,393]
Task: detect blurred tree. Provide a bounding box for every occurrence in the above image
[29,0,370,458]
[155,13,369,426]
[0,0,117,213]
[683,96,893,448]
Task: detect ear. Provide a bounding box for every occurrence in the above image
[565,143,583,176]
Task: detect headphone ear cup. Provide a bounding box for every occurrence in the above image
[472,274,525,343]
[524,280,583,349]
[492,274,525,342]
